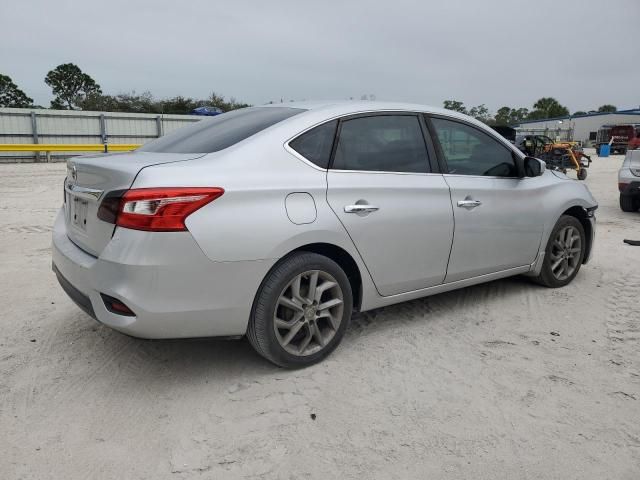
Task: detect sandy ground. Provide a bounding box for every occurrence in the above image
[1,152,639,479]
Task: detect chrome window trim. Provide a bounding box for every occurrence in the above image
[426,112,528,178]
[442,173,522,180]
[283,113,347,172]
[65,182,104,200]
[328,169,440,177]
[283,142,328,172]
[426,112,525,158]
[284,109,436,174]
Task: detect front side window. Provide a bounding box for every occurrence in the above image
[289,120,337,168]
[332,115,430,173]
[430,117,517,177]
[138,107,304,154]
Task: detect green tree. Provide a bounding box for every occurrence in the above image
[493,106,530,126]
[443,100,493,123]
[45,63,102,110]
[528,97,569,120]
[509,107,529,124]
[494,106,512,125]
[597,104,616,113]
[468,104,491,123]
[78,90,250,114]
[206,92,249,111]
[443,100,467,114]
[157,96,200,114]
[0,74,33,107]
[79,91,155,113]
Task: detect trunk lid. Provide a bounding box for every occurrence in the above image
[64,151,205,256]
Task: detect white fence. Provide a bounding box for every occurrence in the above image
[0,107,203,162]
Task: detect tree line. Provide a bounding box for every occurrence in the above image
[0,63,249,114]
[0,63,621,120]
[443,98,618,126]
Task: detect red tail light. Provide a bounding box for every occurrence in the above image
[102,187,224,232]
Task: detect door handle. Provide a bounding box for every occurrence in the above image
[344,204,380,214]
[457,199,482,209]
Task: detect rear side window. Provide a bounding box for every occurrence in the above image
[332,115,430,173]
[289,120,337,168]
[138,107,304,153]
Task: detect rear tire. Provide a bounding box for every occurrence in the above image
[532,215,586,288]
[620,195,639,212]
[247,252,353,368]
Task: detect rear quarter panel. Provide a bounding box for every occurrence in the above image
[131,128,371,268]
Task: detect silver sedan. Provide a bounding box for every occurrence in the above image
[52,101,597,367]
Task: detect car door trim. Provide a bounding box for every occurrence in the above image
[443,173,523,180]
[362,264,532,310]
[328,169,442,176]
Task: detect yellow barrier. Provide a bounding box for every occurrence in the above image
[0,143,141,152]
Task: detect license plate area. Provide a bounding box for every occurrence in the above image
[71,196,89,231]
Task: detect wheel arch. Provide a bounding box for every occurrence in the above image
[289,243,363,311]
[561,205,593,264]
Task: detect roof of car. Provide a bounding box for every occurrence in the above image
[257,100,515,149]
[260,100,471,120]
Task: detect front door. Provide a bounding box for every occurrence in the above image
[428,116,545,283]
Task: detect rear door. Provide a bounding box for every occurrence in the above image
[326,113,454,296]
[427,115,545,283]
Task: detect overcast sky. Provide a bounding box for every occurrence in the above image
[1,0,638,113]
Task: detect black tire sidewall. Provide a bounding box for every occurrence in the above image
[249,252,353,368]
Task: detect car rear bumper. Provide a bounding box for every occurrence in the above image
[53,263,97,320]
[51,209,276,339]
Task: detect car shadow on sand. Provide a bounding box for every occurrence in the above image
[63,275,539,381]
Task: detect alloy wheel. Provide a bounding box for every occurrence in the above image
[273,270,344,356]
[549,225,582,281]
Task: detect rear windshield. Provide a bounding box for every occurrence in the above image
[138,107,305,153]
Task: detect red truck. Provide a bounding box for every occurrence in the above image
[595,124,640,155]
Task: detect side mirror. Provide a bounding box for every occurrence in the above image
[523,156,546,177]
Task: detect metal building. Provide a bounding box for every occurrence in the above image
[0,107,203,162]
[514,109,640,146]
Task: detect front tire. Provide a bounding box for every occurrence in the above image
[247,252,353,368]
[532,215,586,288]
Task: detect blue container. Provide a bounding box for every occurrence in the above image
[600,144,610,157]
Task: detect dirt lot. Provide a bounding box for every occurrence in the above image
[1,152,639,479]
